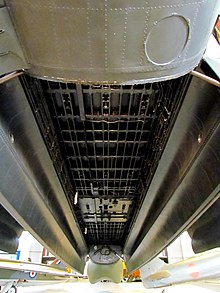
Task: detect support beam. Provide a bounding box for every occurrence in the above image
[190,70,220,88]
[0,70,24,84]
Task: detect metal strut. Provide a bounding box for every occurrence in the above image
[0,70,24,84]
[190,70,220,88]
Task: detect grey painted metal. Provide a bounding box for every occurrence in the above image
[124,75,220,272]
[5,0,220,84]
[0,78,87,274]
[141,249,220,288]
[0,1,5,8]
[0,7,28,76]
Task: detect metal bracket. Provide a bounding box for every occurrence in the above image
[0,6,28,77]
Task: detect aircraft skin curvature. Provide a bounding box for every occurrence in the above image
[0,0,219,283]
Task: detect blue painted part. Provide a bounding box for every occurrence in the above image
[16,250,20,260]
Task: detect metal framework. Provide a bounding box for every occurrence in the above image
[23,75,189,246]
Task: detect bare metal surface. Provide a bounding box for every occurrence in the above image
[5,0,220,84]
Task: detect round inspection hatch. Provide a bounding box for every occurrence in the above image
[145,15,190,66]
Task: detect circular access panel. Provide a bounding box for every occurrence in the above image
[145,15,189,66]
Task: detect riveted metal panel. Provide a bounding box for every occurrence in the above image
[0,7,28,76]
[5,0,220,84]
